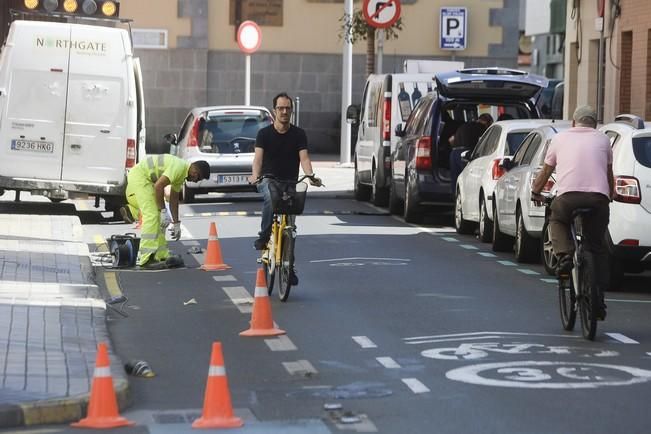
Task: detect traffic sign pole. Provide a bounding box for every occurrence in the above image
[237,21,262,106]
[245,55,251,105]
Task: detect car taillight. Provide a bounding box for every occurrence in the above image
[491,159,506,180]
[382,96,391,141]
[188,118,201,147]
[125,139,136,168]
[618,239,639,246]
[614,176,641,204]
[531,168,556,192]
[415,136,432,170]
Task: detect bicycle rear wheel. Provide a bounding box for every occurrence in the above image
[578,250,599,340]
[277,228,295,302]
[558,275,576,331]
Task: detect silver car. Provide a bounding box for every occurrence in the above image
[492,122,571,263]
[166,105,273,202]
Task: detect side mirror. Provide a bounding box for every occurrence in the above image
[163,133,178,145]
[395,123,405,137]
[500,157,514,171]
[460,150,470,162]
[346,104,360,125]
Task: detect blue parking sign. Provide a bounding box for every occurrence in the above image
[440,7,467,50]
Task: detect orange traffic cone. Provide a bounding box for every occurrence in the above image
[192,342,243,429]
[240,268,285,337]
[200,222,231,271]
[71,343,135,429]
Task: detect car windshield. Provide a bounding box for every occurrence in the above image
[199,111,272,154]
[632,136,651,168]
[506,132,529,154]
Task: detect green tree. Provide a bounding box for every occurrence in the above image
[339,9,403,77]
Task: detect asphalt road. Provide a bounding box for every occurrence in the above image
[3,191,651,433]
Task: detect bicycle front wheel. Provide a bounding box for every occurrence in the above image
[558,275,576,331]
[277,229,295,302]
[578,250,599,340]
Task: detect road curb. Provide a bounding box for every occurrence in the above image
[0,375,130,428]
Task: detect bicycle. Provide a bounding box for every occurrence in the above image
[535,193,604,340]
[255,174,323,301]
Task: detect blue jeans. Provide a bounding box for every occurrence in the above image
[449,147,467,195]
[257,179,273,240]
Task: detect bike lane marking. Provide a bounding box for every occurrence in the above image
[353,336,378,349]
[213,275,237,282]
[401,378,430,394]
[221,286,253,313]
[477,252,497,257]
[517,269,540,275]
[376,357,401,369]
[441,237,458,242]
[265,335,297,351]
[283,360,318,376]
[497,260,517,266]
[606,333,639,344]
[460,244,479,250]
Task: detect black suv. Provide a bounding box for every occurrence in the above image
[389,68,548,223]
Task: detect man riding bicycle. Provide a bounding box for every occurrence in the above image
[249,92,321,284]
[531,105,614,318]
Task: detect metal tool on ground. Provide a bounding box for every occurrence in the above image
[240,268,285,337]
[71,342,135,429]
[192,342,243,429]
[107,234,140,268]
[200,222,231,271]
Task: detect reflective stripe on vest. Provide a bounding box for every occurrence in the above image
[146,155,166,183]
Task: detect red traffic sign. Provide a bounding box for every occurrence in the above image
[237,20,262,54]
[362,0,401,29]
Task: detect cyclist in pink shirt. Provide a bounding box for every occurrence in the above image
[532,105,614,318]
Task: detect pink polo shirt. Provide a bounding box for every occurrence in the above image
[544,127,612,198]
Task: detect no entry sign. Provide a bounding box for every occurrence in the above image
[362,0,401,29]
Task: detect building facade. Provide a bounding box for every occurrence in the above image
[563,0,651,121]
[2,0,523,152]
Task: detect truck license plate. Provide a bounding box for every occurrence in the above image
[11,139,54,153]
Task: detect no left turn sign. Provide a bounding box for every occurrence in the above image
[362,0,401,29]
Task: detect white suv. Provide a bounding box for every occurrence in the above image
[600,115,651,280]
[455,119,557,241]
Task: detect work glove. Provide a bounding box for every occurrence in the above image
[159,209,171,231]
[169,222,181,241]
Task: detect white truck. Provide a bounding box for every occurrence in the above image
[0,19,145,210]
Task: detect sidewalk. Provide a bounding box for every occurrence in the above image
[0,214,127,428]
[306,154,354,194]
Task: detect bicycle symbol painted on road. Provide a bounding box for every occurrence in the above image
[311,257,410,267]
[446,361,651,389]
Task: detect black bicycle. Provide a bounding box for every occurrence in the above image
[536,193,603,340]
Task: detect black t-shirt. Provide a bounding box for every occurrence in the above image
[255,124,308,180]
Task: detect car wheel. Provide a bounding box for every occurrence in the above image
[354,160,371,202]
[403,176,424,223]
[492,203,513,252]
[455,190,474,234]
[514,208,539,263]
[182,184,195,204]
[478,195,493,243]
[371,165,389,207]
[541,220,558,275]
[388,178,403,215]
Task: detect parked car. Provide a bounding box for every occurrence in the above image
[598,115,651,281]
[347,73,440,206]
[492,122,571,262]
[455,119,557,241]
[389,68,549,223]
[165,106,272,202]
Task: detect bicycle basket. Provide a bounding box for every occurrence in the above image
[268,180,307,215]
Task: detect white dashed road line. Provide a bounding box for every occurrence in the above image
[497,260,517,266]
[376,357,401,369]
[265,335,297,351]
[517,269,540,275]
[352,336,378,349]
[606,333,639,344]
[213,275,237,282]
[540,278,557,284]
[460,244,479,250]
[477,252,497,257]
[401,378,430,394]
[221,286,253,313]
[282,360,318,376]
[441,237,458,242]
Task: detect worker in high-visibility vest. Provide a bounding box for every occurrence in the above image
[121,154,210,268]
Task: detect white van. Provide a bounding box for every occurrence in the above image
[0,20,145,210]
[346,66,462,206]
